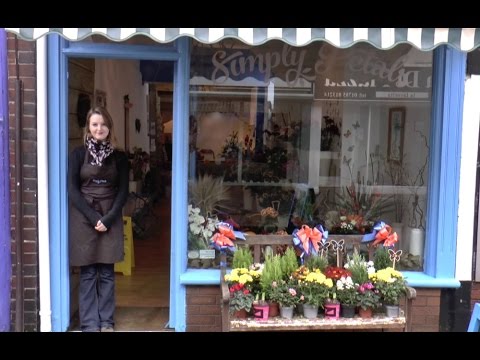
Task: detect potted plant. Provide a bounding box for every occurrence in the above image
[356,281,381,318]
[297,268,334,318]
[372,267,407,317]
[336,276,358,318]
[268,279,300,319]
[224,268,258,317]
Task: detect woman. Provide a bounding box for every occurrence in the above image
[68,107,129,332]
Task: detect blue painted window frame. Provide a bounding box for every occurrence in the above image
[47,34,190,332]
[180,45,466,290]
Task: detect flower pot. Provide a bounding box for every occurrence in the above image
[324,303,340,319]
[233,308,248,319]
[269,302,280,317]
[280,305,294,319]
[384,304,400,318]
[359,307,373,319]
[341,304,356,318]
[303,304,318,319]
[253,304,269,321]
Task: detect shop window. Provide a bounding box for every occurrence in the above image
[187,39,433,270]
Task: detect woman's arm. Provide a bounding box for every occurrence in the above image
[68,147,103,226]
[100,150,129,228]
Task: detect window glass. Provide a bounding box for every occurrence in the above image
[188,39,432,271]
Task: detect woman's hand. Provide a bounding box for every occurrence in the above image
[95,220,108,232]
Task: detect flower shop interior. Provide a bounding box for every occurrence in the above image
[50,31,480,331]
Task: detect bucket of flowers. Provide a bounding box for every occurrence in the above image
[224,268,258,318]
[371,267,407,317]
[297,268,334,319]
[268,279,300,319]
[356,281,381,319]
[336,276,358,318]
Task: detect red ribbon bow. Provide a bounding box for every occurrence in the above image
[372,224,398,247]
[296,225,323,254]
[211,224,236,248]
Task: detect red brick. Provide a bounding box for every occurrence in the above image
[187,305,200,314]
[186,315,215,325]
[426,296,441,306]
[412,314,427,325]
[412,296,427,306]
[425,315,440,325]
[188,296,217,305]
[198,286,223,295]
[198,305,221,315]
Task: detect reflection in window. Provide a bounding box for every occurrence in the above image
[187,39,432,271]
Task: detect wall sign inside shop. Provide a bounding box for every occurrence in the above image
[205,43,432,102]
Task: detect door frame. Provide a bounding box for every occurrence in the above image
[47,34,190,331]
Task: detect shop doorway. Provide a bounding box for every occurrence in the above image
[67,57,173,331]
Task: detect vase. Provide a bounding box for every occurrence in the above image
[358,307,373,319]
[269,302,280,317]
[324,303,340,319]
[341,304,356,318]
[233,308,248,319]
[253,304,269,321]
[280,305,294,319]
[384,304,400,318]
[303,304,318,319]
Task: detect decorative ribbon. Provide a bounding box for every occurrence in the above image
[210,222,237,252]
[361,221,398,247]
[292,224,328,258]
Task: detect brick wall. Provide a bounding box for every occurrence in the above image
[407,288,441,332]
[186,286,222,332]
[7,34,39,332]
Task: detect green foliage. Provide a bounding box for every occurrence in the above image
[356,283,381,310]
[232,247,253,269]
[268,280,300,307]
[335,181,395,223]
[261,254,283,295]
[374,268,408,306]
[373,246,393,270]
[304,254,329,272]
[188,174,231,216]
[229,289,254,313]
[281,247,299,280]
[345,249,369,285]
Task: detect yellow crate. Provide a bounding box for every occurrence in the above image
[114,216,135,276]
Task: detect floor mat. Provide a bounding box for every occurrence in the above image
[115,306,171,332]
[70,307,171,332]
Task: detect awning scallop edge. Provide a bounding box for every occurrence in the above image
[4,28,480,52]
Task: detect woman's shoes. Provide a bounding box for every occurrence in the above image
[100,326,114,332]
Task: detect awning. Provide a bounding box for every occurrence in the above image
[4,28,480,52]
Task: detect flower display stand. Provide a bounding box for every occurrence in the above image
[220,236,417,332]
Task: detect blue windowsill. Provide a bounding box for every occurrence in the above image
[402,271,460,288]
[180,269,221,285]
[179,269,461,289]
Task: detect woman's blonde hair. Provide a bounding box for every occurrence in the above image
[83,106,120,148]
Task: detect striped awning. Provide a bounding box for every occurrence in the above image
[4,28,480,52]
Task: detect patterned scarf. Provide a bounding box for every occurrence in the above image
[86,137,114,166]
